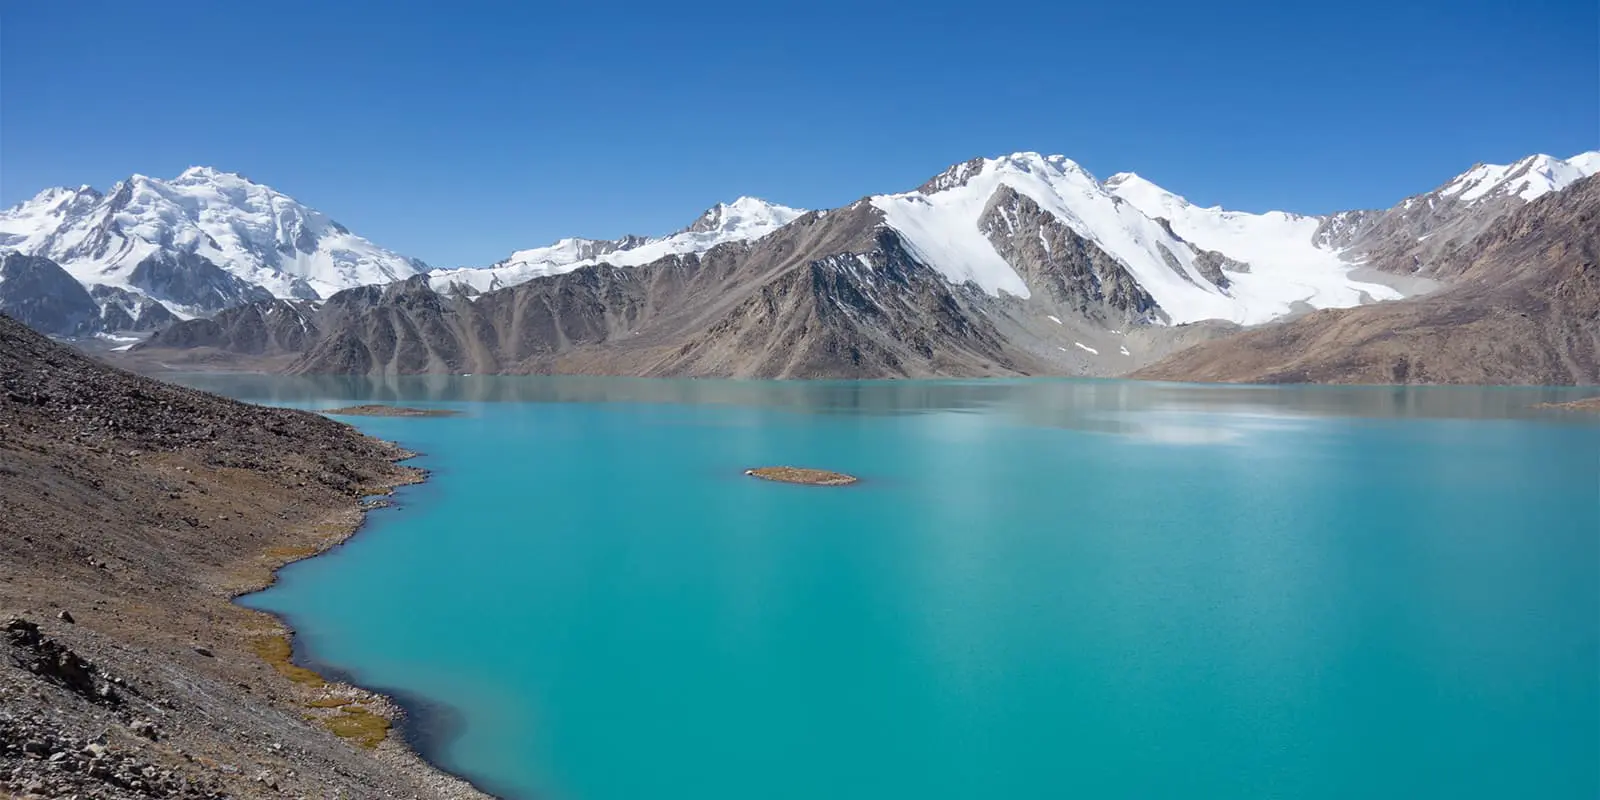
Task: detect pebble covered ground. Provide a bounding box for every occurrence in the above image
[0,314,490,799]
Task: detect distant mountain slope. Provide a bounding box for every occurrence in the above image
[0,167,425,325]
[1314,152,1600,279]
[1136,174,1600,385]
[427,197,805,293]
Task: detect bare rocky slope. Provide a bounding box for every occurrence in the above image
[1137,175,1600,384]
[0,313,487,799]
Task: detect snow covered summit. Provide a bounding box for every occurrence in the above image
[429,197,805,293]
[0,167,423,317]
[1439,152,1599,204]
[869,152,1396,324]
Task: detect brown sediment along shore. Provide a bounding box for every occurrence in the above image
[0,314,490,799]
[322,405,462,418]
[1533,397,1600,412]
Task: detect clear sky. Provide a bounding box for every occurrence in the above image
[2,0,1595,267]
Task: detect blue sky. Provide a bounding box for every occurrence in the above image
[2,0,1595,267]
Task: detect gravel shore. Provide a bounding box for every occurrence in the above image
[0,314,493,799]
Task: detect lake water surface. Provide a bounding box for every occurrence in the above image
[179,375,1600,800]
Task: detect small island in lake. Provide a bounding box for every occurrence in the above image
[744,466,859,486]
[322,405,461,418]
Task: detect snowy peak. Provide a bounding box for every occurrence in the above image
[876,151,1410,324]
[680,197,804,236]
[1102,171,1193,213]
[175,165,237,182]
[884,149,1596,326]
[1439,152,1600,204]
[431,196,807,294]
[0,186,104,251]
[918,153,1090,195]
[0,167,423,318]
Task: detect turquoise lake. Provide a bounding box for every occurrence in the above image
[178,375,1600,800]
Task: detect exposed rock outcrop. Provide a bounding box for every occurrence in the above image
[980,186,1159,326]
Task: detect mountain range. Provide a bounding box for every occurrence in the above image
[3,150,1596,382]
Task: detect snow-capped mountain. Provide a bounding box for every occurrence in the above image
[0,167,424,320]
[1438,153,1600,203]
[1311,151,1600,278]
[869,153,1396,324]
[428,196,805,293]
[867,150,1600,325]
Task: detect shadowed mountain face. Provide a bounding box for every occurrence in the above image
[141,298,319,355]
[0,253,101,337]
[1137,175,1600,385]
[90,285,180,333]
[128,251,277,313]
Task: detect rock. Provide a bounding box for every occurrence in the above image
[8,622,107,703]
[192,646,214,658]
[57,610,74,624]
[21,740,49,757]
[129,719,158,740]
[5,618,43,647]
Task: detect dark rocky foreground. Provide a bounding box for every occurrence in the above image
[0,314,488,798]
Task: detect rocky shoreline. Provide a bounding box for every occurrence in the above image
[0,313,494,799]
